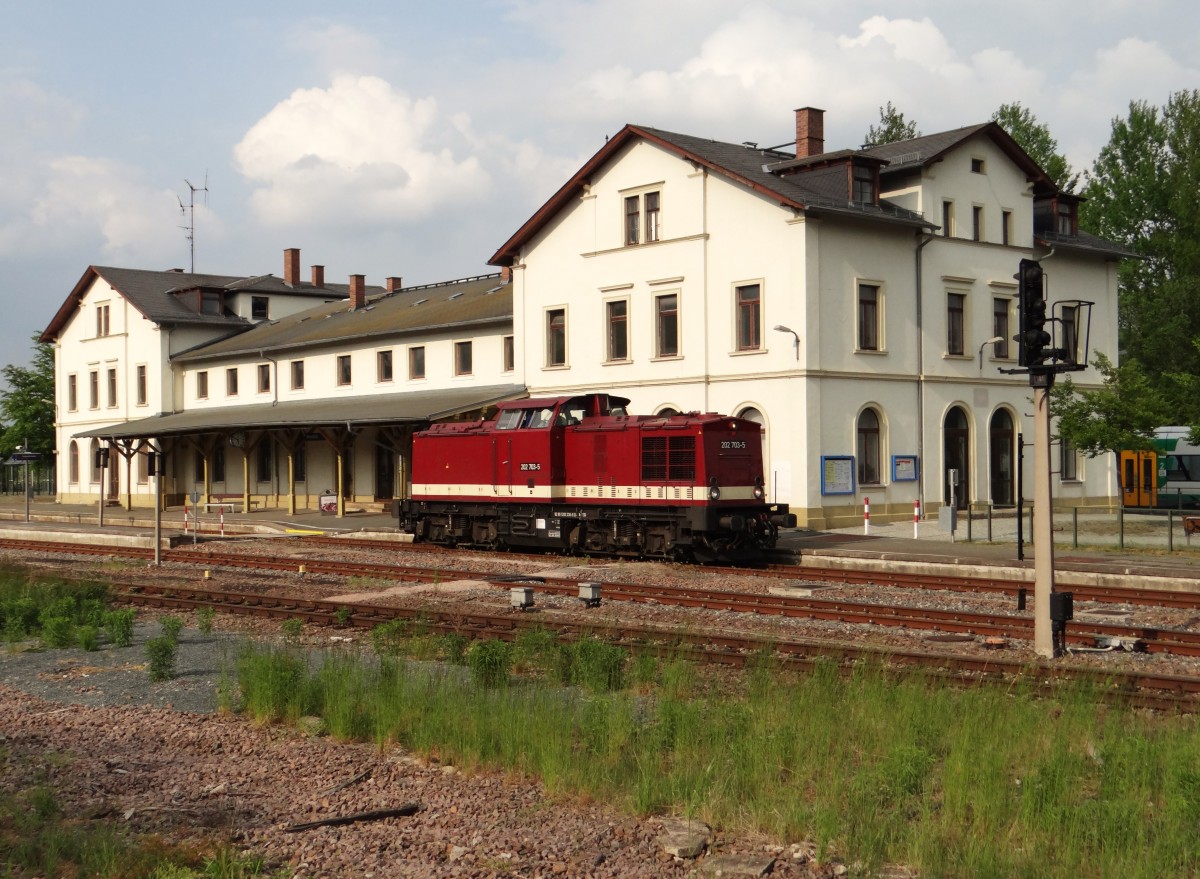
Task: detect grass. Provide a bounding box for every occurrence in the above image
[233,634,1200,879]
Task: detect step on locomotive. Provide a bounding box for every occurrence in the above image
[396,393,796,561]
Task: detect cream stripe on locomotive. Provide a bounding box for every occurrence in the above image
[411,483,762,502]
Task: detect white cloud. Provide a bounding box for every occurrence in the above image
[233,74,489,228]
[0,155,200,265]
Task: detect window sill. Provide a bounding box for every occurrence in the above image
[729,348,766,357]
[854,348,888,356]
[651,354,683,362]
[942,353,972,360]
[603,359,633,366]
[542,364,570,371]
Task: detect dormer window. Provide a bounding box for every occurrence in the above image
[852,165,876,204]
[251,296,269,319]
[1057,200,1075,236]
[201,290,222,315]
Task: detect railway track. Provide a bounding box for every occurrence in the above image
[4,536,1200,656]
[115,580,1200,713]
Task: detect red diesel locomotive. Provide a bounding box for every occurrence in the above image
[396,393,795,560]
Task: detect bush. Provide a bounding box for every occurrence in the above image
[370,619,411,657]
[40,616,75,649]
[145,636,177,681]
[77,624,100,652]
[104,609,136,647]
[281,618,303,643]
[439,633,469,664]
[195,607,215,635]
[3,597,39,639]
[467,639,512,689]
[159,615,184,642]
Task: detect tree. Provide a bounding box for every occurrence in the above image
[992,102,1078,192]
[1081,90,1200,421]
[0,335,56,459]
[1050,353,1170,460]
[863,101,919,146]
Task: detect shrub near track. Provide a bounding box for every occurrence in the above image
[234,629,1200,879]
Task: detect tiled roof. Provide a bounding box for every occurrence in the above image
[173,274,512,363]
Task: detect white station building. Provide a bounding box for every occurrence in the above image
[40,105,1130,527]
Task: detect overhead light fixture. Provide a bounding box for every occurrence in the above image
[773,325,800,360]
[978,336,1004,371]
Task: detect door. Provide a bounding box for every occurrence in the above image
[108,452,120,501]
[1119,450,1156,507]
[943,406,970,508]
[989,410,1015,506]
[374,441,395,501]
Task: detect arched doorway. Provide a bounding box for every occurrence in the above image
[989,410,1015,506]
[943,406,969,508]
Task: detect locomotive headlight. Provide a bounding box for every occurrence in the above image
[753,485,765,500]
[708,485,721,501]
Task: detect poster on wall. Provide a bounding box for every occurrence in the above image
[820,455,855,495]
[892,455,919,482]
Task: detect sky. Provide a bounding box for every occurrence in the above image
[1,0,1197,371]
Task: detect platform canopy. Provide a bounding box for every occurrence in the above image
[78,383,527,440]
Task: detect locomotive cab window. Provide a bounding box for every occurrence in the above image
[496,409,522,430]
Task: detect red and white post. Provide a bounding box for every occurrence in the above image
[219,509,225,537]
[914,499,921,539]
[183,502,190,535]
[863,496,870,535]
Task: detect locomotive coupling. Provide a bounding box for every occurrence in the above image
[718,514,747,531]
[771,512,798,528]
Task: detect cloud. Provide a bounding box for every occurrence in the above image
[233,74,489,228]
[0,155,204,266]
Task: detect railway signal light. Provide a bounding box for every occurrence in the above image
[1016,259,1050,368]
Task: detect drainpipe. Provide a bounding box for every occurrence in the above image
[915,231,935,518]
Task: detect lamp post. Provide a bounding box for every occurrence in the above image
[978,336,1003,372]
[773,325,800,360]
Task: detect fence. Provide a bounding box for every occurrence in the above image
[954,504,1200,553]
[0,464,56,497]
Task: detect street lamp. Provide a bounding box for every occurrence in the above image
[773,325,800,360]
[978,336,1003,372]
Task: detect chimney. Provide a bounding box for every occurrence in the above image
[349,274,366,310]
[386,276,403,294]
[500,266,511,283]
[284,248,300,286]
[794,107,825,158]
[311,265,324,288]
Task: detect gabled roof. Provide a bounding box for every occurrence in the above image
[489,123,933,266]
[173,273,512,363]
[863,122,1055,192]
[39,265,348,343]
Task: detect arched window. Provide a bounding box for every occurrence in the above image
[68,441,79,484]
[656,406,680,417]
[88,439,100,483]
[857,408,882,485]
[738,407,764,425]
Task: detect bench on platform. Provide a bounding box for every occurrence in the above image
[201,494,261,514]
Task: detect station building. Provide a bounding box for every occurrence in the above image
[40,105,1130,526]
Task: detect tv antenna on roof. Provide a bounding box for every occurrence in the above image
[178,174,209,273]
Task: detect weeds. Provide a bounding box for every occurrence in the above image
[195,607,215,635]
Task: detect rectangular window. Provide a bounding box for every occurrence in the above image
[251,296,269,319]
[201,290,222,315]
[194,450,204,484]
[377,350,393,382]
[196,370,208,400]
[857,284,879,351]
[942,200,954,237]
[137,450,148,484]
[1057,202,1074,235]
[971,157,985,174]
[1002,210,1012,246]
[993,297,1011,359]
[89,370,99,409]
[502,336,514,372]
[624,195,640,245]
[656,293,679,357]
[106,367,117,407]
[546,308,566,366]
[606,300,628,361]
[644,191,661,242]
[68,374,78,412]
[1061,438,1079,481]
[294,445,307,483]
[136,365,147,406]
[455,341,473,376]
[258,363,271,393]
[291,360,304,390]
[972,205,983,242]
[408,346,425,380]
[852,165,874,203]
[337,354,352,386]
[947,293,965,356]
[256,443,272,484]
[226,367,238,396]
[96,304,110,337]
[735,284,761,351]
